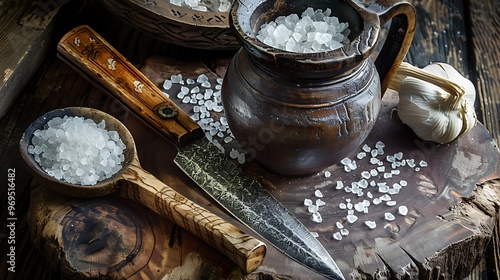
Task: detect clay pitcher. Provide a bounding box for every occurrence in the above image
[221,0,416,175]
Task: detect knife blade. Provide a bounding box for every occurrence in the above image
[57,25,345,280]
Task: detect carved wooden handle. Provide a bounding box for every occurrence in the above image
[57,25,204,146]
[119,159,266,273]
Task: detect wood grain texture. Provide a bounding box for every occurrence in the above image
[0,0,60,117]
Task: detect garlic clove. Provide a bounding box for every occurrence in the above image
[393,62,477,144]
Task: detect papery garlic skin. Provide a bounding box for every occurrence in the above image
[397,63,477,144]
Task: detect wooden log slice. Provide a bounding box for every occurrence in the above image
[27,185,249,279]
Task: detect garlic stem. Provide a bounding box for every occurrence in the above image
[389,62,465,110]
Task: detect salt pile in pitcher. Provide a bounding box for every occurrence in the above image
[256,7,350,53]
[169,0,231,12]
[28,116,126,186]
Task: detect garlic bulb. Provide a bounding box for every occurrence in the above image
[390,62,477,144]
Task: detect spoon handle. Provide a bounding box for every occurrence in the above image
[119,160,266,273]
[56,25,204,146]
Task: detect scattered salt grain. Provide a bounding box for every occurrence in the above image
[324,170,331,178]
[386,201,397,206]
[312,212,323,223]
[340,228,349,236]
[304,198,313,206]
[316,199,326,207]
[163,79,173,90]
[346,214,358,223]
[311,232,319,238]
[308,204,319,213]
[170,74,183,83]
[385,212,395,221]
[314,189,323,198]
[398,205,408,216]
[333,232,343,240]
[365,220,377,229]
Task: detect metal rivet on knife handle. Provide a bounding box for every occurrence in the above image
[155,103,179,119]
[56,25,204,146]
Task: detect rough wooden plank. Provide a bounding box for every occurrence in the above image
[0,0,61,118]
[467,0,500,146]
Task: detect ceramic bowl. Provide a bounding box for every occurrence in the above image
[97,0,239,50]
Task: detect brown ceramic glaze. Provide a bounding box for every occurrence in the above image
[222,0,416,175]
[19,107,266,273]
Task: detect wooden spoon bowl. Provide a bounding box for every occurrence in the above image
[19,107,135,198]
[19,107,266,274]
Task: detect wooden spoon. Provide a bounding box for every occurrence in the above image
[19,106,266,274]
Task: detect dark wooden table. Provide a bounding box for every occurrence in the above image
[1,0,499,279]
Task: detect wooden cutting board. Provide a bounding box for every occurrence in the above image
[27,56,500,279]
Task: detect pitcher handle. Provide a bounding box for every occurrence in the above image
[367,0,416,95]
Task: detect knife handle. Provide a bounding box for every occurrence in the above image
[57,25,204,146]
[120,160,266,273]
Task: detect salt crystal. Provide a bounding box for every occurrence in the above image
[304,198,313,206]
[354,202,365,212]
[170,74,183,83]
[311,232,319,238]
[340,157,352,165]
[398,205,408,216]
[316,199,326,207]
[394,152,403,160]
[340,228,349,236]
[339,202,347,209]
[419,160,428,167]
[362,144,371,152]
[308,204,319,213]
[324,170,331,178]
[380,194,392,201]
[365,221,377,229]
[346,214,358,223]
[357,152,367,159]
[333,232,343,240]
[312,212,323,223]
[201,81,211,88]
[163,79,173,90]
[336,221,344,229]
[378,185,389,193]
[386,201,397,206]
[385,212,395,221]
[361,171,371,179]
[336,180,344,190]
[375,141,385,149]
[314,189,323,198]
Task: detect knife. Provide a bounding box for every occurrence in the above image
[57,25,345,280]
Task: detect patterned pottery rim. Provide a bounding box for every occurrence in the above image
[98,0,240,50]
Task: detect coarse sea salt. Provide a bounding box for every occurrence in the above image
[256,7,350,53]
[169,0,231,12]
[29,116,126,186]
